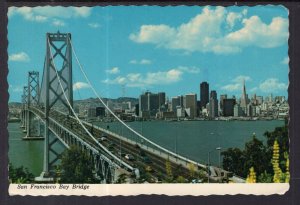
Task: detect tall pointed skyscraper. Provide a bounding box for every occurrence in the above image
[240,79,248,108]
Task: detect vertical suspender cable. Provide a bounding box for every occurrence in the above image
[47,39,134,171]
[69,39,205,167]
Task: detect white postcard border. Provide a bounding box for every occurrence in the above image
[9,183,289,196]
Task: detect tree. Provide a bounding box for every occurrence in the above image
[246,167,256,183]
[284,153,290,183]
[188,163,196,179]
[116,173,127,184]
[272,140,282,183]
[165,159,173,182]
[222,148,245,177]
[60,145,99,183]
[243,135,269,177]
[9,163,34,183]
[222,124,290,182]
[264,123,289,171]
[176,176,186,183]
[258,171,273,183]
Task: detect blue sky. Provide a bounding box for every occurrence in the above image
[8,6,289,102]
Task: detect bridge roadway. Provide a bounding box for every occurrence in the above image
[28,106,240,183]
[30,107,245,183]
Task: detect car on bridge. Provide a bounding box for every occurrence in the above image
[125,154,134,161]
[139,150,146,156]
[191,179,202,183]
[142,156,152,164]
[108,143,115,151]
[98,136,107,142]
[117,151,126,157]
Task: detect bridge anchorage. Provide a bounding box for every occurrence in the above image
[20,31,240,184]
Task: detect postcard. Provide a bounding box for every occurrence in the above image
[7,5,289,196]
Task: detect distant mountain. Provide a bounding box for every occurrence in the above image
[8,102,22,109]
[9,97,139,109]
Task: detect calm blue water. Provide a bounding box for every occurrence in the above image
[8,120,284,176]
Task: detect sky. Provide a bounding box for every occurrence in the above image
[7,5,289,102]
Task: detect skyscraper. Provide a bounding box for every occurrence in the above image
[220,94,227,110]
[139,92,149,117]
[223,99,236,116]
[158,92,166,108]
[209,90,218,118]
[240,79,248,109]
[148,93,159,112]
[200,82,209,110]
[139,91,163,117]
[185,93,197,118]
[171,96,180,112]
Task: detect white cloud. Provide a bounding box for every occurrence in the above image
[9,85,23,93]
[221,75,251,91]
[8,7,16,18]
[8,7,48,22]
[102,76,127,85]
[226,10,245,29]
[281,56,289,65]
[250,87,258,93]
[259,78,287,93]
[221,83,241,92]
[140,59,152,65]
[9,52,30,62]
[102,67,186,87]
[52,19,65,27]
[88,23,101,28]
[177,66,200,74]
[129,60,137,64]
[105,67,120,74]
[73,82,90,91]
[129,59,152,65]
[129,24,176,45]
[232,75,252,83]
[72,7,92,18]
[225,16,288,49]
[8,6,92,23]
[130,6,288,54]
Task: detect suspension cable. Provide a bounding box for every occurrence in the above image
[47,39,135,171]
[69,38,206,167]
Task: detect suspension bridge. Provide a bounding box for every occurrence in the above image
[19,31,242,184]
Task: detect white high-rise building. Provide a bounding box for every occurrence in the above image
[240,79,248,108]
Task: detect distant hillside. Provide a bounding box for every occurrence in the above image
[9,97,139,109]
[8,102,22,108]
[74,97,138,104]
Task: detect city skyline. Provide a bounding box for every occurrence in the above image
[10,78,287,103]
[8,6,289,102]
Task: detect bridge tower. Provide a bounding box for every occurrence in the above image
[23,71,43,140]
[20,86,28,131]
[36,32,73,181]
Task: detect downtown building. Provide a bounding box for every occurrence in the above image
[200,82,209,110]
[184,93,197,119]
[87,106,105,118]
[219,94,227,115]
[209,90,218,118]
[171,95,184,112]
[240,79,249,116]
[222,98,236,116]
[139,91,166,118]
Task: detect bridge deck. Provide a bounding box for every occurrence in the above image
[27,106,242,183]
